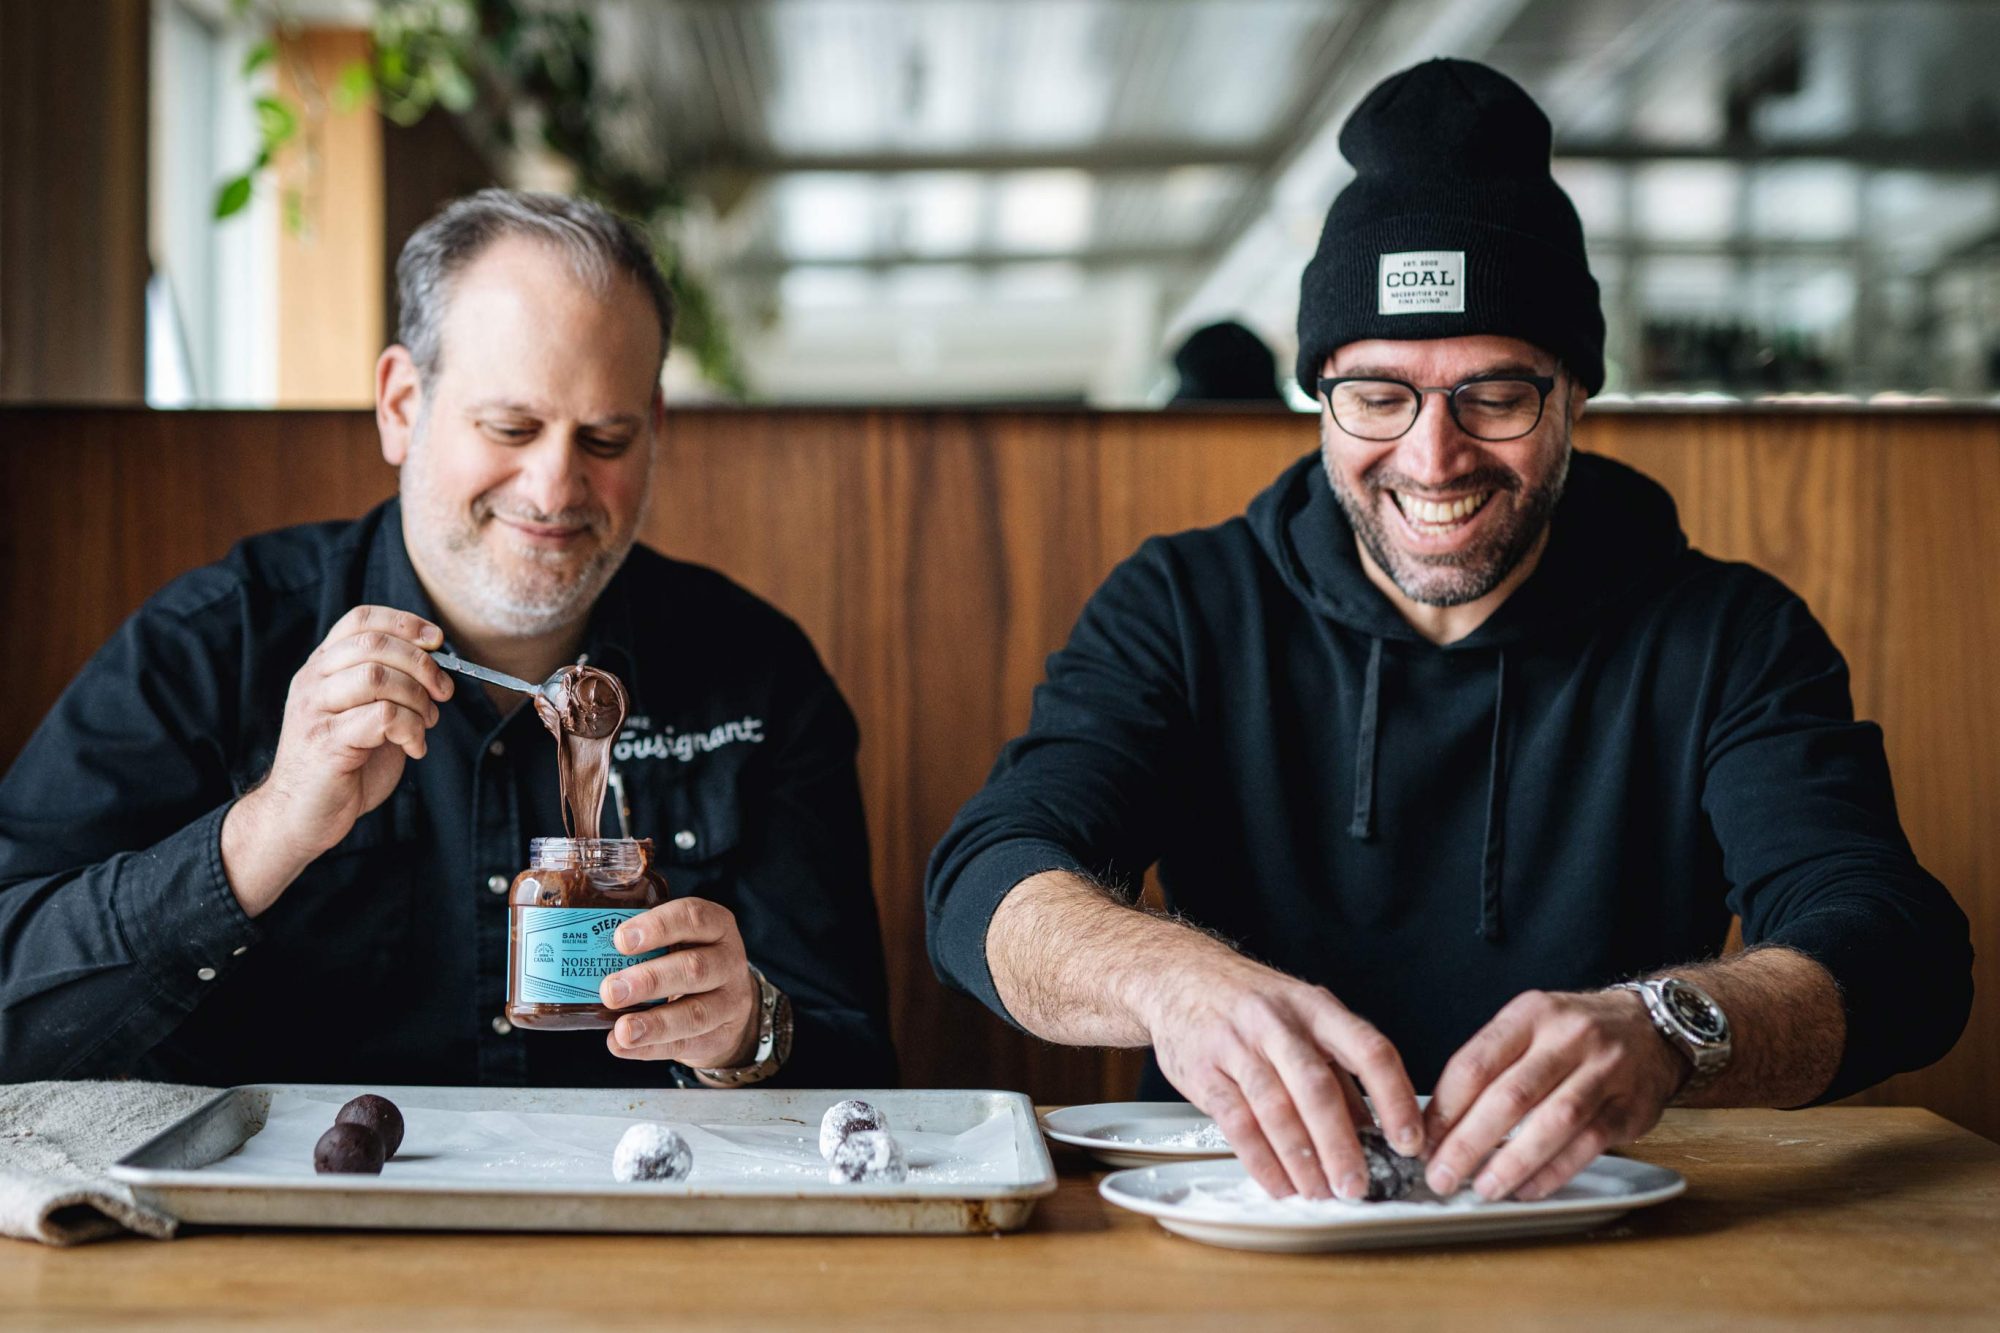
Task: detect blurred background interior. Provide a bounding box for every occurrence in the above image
[5,0,1998,411]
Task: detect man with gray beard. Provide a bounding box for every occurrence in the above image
[927,60,1968,1206]
[0,190,894,1090]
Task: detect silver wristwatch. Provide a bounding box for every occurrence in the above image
[690,964,793,1088]
[1612,977,1731,1097]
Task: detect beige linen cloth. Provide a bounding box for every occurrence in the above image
[0,1080,218,1245]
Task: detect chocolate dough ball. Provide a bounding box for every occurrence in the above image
[336,1094,405,1158]
[313,1122,385,1175]
[818,1098,889,1161]
[1356,1125,1424,1202]
[612,1123,693,1183]
[828,1130,907,1184]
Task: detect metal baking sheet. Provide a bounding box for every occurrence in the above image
[109,1084,1056,1235]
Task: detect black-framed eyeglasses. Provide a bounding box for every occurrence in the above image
[1316,374,1557,442]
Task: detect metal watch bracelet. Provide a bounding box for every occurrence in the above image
[1612,977,1731,1098]
[689,964,792,1088]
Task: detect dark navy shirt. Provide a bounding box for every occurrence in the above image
[0,500,895,1088]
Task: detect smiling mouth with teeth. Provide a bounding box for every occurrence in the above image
[1390,490,1495,529]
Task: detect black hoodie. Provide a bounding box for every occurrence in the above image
[926,449,1971,1102]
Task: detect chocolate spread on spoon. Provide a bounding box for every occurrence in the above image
[533,663,628,838]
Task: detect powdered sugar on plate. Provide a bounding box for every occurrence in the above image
[1172,1172,1471,1219]
[1100,1123,1231,1151]
[1040,1102,1241,1167]
[1100,1154,1689,1251]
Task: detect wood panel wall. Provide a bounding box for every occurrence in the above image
[0,2,149,403]
[2,407,1994,1141]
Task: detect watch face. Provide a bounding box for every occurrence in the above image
[1665,981,1727,1042]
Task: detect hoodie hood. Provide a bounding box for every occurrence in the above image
[1249,446,1689,647]
[1247,446,1690,940]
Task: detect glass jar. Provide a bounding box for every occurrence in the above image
[505,837,673,1030]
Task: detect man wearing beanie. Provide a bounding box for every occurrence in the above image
[927,60,1969,1205]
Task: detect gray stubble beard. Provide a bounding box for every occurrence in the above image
[397,415,651,639]
[1321,423,1571,609]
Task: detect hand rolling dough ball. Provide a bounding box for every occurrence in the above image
[1356,1125,1424,1202]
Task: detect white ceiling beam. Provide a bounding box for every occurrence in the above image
[692,145,1270,178]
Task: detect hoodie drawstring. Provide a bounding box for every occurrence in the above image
[1348,638,1509,942]
[1348,637,1383,839]
[1478,649,1509,942]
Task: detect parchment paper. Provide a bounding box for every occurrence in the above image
[203,1092,1023,1189]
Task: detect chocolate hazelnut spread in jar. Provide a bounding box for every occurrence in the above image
[506,836,673,1029]
[505,660,671,1029]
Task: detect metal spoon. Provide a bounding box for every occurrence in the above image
[435,650,629,833]
[430,649,562,702]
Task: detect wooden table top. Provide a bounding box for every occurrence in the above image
[3,1107,1996,1331]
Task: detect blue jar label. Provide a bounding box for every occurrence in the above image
[515,907,664,1005]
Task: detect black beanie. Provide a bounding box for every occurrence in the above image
[1294,58,1604,396]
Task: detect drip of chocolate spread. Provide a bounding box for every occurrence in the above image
[533,663,628,839]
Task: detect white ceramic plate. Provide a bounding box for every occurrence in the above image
[1039,1102,1235,1168]
[1099,1154,1685,1252]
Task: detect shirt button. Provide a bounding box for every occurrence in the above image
[231,946,248,956]
[674,830,697,851]
[487,874,510,895]
[196,967,217,982]
[492,1016,513,1035]
[488,740,506,758]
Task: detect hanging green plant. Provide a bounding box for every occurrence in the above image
[212,0,745,396]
